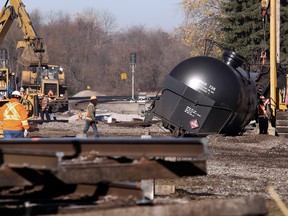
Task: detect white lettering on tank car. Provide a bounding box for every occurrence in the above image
[188,77,216,95]
[184,106,201,118]
[207,84,216,94]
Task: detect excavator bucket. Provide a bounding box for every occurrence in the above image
[18,45,49,67]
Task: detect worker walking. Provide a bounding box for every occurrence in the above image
[0,91,30,138]
[83,95,99,138]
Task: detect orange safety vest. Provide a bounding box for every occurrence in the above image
[258,104,267,118]
[0,98,29,130]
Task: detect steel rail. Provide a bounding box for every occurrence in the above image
[0,137,208,158]
[68,95,155,101]
[0,159,206,187]
[28,119,69,123]
[0,137,208,212]
[58,160,207,184]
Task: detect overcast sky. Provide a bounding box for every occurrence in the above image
[23,0,183,31]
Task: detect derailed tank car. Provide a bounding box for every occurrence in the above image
[145,45,257,137]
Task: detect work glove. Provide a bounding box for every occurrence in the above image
[24,129,28,137]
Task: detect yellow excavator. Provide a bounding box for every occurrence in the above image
[0,0,68,119]
[0,0,48,66]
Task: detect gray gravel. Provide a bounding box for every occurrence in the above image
[29,111,288,214]
[160,133,288,203]
[29,109,170,138]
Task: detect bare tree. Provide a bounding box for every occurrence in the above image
[99,10,118,33]
[108,26,190,94]
[1,8,190,96]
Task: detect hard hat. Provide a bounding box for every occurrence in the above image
[90,95,97,100]
[11,91,22,98]
[20,87,25,92]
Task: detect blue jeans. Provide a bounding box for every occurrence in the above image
[83,121,99,138]
[3,130,24,138]
[40,109,51,120]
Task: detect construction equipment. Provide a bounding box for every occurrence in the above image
[257,0,288,136]
[269,0,288,136]
[0,0,68,118]
[21,64,68,117]
[0,48,16,104]
[0,0,48,66]
[0,67,15,104]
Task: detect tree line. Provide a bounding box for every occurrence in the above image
[2,1,287,97]
[178,0,288,67]
[1,9,190,96]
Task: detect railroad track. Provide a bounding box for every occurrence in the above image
[0,137,208,215]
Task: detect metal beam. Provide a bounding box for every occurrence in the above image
[58,160,207,184]
[0,138,208,159]
[0,159,206,187]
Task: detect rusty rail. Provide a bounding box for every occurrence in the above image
[0,137,208,214]
[0,137,208,158]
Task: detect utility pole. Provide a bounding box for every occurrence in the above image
[130,53,137,101]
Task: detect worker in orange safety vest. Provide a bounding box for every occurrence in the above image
[0,91,30,138]
[40,95,51,120]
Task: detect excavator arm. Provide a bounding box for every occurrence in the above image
[0,0,48,66]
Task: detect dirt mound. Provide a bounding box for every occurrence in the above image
[73,90,106,97]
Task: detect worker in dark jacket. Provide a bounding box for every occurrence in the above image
[83,95,99,138]
[258,97,269,134]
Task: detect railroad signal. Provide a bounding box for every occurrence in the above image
[130,53,137,66]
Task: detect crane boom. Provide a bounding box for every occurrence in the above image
[0,0,48,66]
[0,0,67,122]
